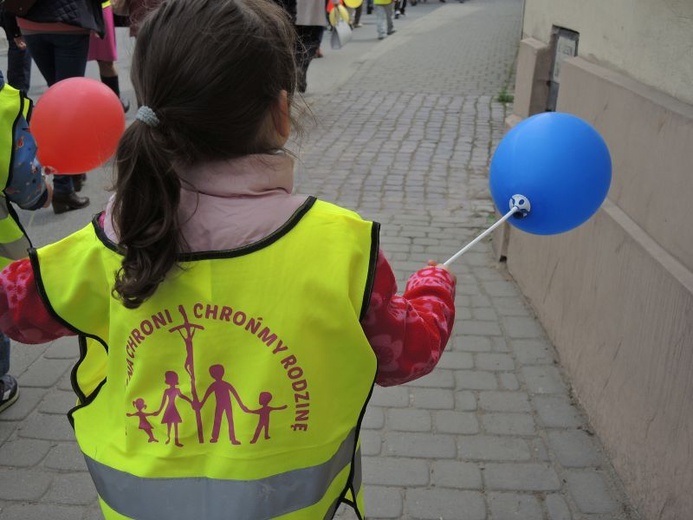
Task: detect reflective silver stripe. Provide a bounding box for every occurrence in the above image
[85,429,361,520]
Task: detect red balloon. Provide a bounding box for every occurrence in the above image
[30,77,126,175]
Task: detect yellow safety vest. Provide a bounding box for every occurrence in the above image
[0,84,32,268]
[30,198,379,520]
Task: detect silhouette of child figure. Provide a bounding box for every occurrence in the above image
[154,371,193,447]
[199,364,250,444]
[126,398,159,443]
[249,391,287,444]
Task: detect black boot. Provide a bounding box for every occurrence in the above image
[72,174,87,192]
[101,74,130,113]
[52,192,90,214]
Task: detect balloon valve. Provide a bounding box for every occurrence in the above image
[509,194,531,218]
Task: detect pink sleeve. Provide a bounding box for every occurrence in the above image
[361,250,456,387]
[0,259,75,343]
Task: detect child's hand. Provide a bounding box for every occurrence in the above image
[427,260,456,282]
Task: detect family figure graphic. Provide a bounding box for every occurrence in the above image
[126,306,287,446]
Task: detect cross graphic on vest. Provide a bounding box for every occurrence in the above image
[169,305,206,443]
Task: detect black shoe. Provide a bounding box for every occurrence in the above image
[52,192,90,214]
[387,29,397,35]
[0,375,18,413]
[121,97,130,113]
[72,173,87,192]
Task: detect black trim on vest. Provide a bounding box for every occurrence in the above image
[334,374,376,519]
[92,197,319,261]
[28,248,82,335]
[28,248,110,422]
[359,222,380,322]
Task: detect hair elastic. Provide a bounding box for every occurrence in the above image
[136,105,160,127]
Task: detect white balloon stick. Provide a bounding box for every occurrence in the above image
[443,206,520,267]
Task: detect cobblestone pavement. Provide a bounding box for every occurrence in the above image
[0,0,641,519]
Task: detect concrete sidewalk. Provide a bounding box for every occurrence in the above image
[0,0,640,518]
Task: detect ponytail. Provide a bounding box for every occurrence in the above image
[111,121,182,309]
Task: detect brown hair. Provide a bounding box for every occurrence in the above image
[112,0,298,308]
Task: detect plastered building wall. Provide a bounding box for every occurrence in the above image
[499,3,693,519]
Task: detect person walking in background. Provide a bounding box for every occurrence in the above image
[0,8,31,94]
[295,0,326,92]
[14,0,104,214]
[374,0,395,39]
[88,1,130,112]
[0,70,52,413]
[0,0,456,517]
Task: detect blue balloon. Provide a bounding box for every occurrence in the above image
[489,112,612,235]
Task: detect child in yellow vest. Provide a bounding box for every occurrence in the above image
[0,1,455,518]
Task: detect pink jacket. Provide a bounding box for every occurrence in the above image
[0,154,456,386]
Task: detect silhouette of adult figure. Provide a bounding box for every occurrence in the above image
[199,364,249,445]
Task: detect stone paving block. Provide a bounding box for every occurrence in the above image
[40,390,79,415]
[1,504,90,520]
[483,463,562,491]
[454,390,478,411]
[499,373,520,390]
[438,351,474,370]
[370,386,410,408]
[492,296,532,317]
[81,505,106,520]
[405,369,456,388]
[482,280,523,298]
[533,396,585,428]
[363,486,403,519]
[564,470,620,514]
[545,493,573,520]
[0,421,16,444]
[17,357,75,389]
[43,340,81,360]
[388,408,432,432]
[529,437,551,463]
[511,338,556,365]
[383,432,457,459]
[482,413,535,436]
[451,334,494,353]
[488,492,543,520]
[0,387,47,421]
[360,430,383,456]
[18,412,75,442]
[475,352,516,371]
[458,435,531,462]
[409,387,455,410]
[362,406,385,431]
[501,316,546,339]
[44,472,99,506]
[434,410,479,435]
[0,468,53,500]
[457,320,502,336]
[455,370,498,390]
[548,429,604,468]
[478,390,532,412]
[431,460,483,489]
[44,442,89,471]
[521,365,568,395]
[0,439,52,467]
[406,488,485,520]
[362,457,430,487]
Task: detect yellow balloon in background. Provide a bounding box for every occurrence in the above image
[329,4,350,25]
[344,0,363,8]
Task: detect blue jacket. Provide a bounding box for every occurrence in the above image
[18,0,104,37]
